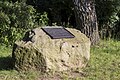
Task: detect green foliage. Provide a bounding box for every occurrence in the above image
[1,0,120,45]
[0,1,48,45]
[0,1,35,45]
[12,0,120,39]
[95,0,120,39]
[36,12,49,26]
[26,0,120,39]
[26,0,74,26]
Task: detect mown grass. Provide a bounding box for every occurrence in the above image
[81,39,120,80]
[0,39,120,80]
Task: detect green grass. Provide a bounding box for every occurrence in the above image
[0,39,120,80]
[82,39,120,80]
[0,45,13,70]
[0,45,39,80]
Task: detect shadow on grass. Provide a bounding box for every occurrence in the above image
[0,56,14,70]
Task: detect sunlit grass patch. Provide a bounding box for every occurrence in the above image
[83,39,120,80]
[0,45,12,57]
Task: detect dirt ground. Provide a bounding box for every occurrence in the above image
[38,70,87,80]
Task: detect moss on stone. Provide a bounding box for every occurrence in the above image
[12,43,46,72]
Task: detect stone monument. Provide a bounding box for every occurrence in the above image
[12,26,91,72]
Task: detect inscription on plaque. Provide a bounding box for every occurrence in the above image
[42,27,75,39]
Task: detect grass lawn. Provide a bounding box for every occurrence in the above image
[0,39,120,80]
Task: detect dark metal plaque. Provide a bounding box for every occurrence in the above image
[42,27,75,39]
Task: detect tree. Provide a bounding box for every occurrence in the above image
[72,0,100,45]
[95,0,120,39]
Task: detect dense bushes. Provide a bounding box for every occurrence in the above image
[0,1,48,45]
[95,0,120,39]
[0,0,120,45]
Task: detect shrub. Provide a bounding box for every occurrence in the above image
[0,1,48,45]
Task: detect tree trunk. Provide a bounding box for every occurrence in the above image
[72,0,100,45]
